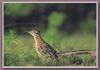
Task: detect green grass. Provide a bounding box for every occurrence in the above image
[4,11,96,66]
[4,29,96,66]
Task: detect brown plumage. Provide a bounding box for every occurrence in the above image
[26,29,59,61]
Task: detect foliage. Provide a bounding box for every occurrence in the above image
[4,3,96,66]
[4,29,96,66]
[80,17,96,34]
[5,4,33,16]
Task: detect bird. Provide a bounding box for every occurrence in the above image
[25,29,59,62]
[25,29,96,64]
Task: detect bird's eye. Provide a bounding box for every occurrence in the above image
[36,32,38,34]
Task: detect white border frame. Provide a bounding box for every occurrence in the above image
[2,1,98,68]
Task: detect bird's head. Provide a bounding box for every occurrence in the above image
[24,29,40,37]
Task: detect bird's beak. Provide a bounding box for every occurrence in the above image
[24,31,29,33]
[24,31,31,34]
[24,30,28,32]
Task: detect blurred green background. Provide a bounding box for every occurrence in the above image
[4,3,96,66]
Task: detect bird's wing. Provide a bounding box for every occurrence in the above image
[43,43,58,57]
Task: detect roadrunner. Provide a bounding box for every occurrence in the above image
[25,29,96,63]
[25,29,59,61]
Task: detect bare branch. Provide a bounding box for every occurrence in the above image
[58,50,96,57]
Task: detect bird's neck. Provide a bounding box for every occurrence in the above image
[33,34,44,47]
